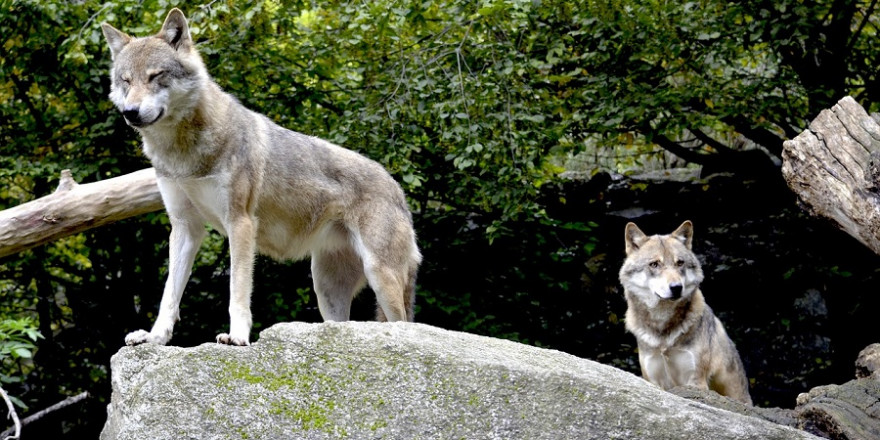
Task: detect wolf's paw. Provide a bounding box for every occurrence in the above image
[216,333,249,346]
[125,329,169,346]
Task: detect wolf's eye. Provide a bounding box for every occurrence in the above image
[676,260,685,267]
[649,261,661,269]
[148,71,165,82]
[121,77,131,85]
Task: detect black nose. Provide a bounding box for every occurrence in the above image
[122,107,142,125]
[669,283,683,298]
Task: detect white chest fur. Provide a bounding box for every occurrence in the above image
[640,347,697,390]
[158,176,229,235]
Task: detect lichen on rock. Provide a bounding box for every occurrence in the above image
[101,322,820,440]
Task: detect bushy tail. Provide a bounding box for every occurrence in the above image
[404,265,417,322]
[376,265,418,322]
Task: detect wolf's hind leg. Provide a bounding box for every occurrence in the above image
[312,247,367,321]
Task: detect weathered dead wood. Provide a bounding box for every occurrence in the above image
[677,356,880,440]
[794,379,880,440]
[675,343,880,440]
[782,96,880,255]
[0,168,163,259]
[855,343,880,380]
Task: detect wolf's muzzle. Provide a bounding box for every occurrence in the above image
[122,107,163,127]
[669,283,683,299]
[122,107,143,125]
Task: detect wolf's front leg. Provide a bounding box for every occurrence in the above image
[216,214,256,346]
[127,215,206,345]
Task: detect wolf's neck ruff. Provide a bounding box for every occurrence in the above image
[625,289,706,349]
[139,84,231,179]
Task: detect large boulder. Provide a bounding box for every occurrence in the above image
[101,322,819,439]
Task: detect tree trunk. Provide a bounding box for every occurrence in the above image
[781,96,880,255]
[0,168,163,259]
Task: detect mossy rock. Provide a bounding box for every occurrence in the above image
[101,322,820,440]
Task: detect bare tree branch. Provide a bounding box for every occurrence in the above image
[0,386,20,440]
[848,0,879,50]
[721,116,786,157]
[651,133,712,165]
[690,128,737,154]
[0,392,89,439]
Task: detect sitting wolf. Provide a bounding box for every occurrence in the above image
[618,221,752,404]
[101,9,421,346]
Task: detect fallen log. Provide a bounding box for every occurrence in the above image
[0,168,163,259]
[781,96,880,255]
[795,379,880,440]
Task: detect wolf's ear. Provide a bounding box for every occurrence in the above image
[159,8,192,50]
[101,23,131,60]
[624,222,648,255]
[671,220,694,249]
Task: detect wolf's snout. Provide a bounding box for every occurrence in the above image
[669,283,683,298]
[122,107,142,125]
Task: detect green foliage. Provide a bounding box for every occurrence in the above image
[0,318,41,366]
[0,317,42,409]
[6,0,873,233]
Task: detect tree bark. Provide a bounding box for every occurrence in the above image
[794,378,880,440]
[674,357,880,440]
[781,96,880,255]
[0,168,163,259]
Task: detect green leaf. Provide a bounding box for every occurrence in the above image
[13,347,32,359]
[9,395,28,410]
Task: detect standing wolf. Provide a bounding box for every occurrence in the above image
[101,9,421,346]
[618,221,752,404]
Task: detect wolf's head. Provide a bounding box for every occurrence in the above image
[101,9,206,129]
[618,220,704,308]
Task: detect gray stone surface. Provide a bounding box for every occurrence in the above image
[101,322,820,439]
